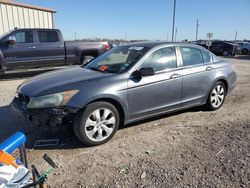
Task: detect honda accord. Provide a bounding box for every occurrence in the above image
[12,42,237,146]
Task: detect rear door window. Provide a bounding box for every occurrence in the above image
[202,50,213,63]
[38,31,59,43]
[180,47,204,66]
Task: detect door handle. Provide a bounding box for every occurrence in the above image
[28,46,36,49]
[58,45,64,48]
[206,66,213,71]
[170,73,181,79]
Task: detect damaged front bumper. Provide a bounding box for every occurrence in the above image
[11,97,79,129]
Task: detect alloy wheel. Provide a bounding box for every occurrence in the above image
[210,85,225,108]
[85,108,116,142]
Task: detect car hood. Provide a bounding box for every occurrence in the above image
[18,67,111,97]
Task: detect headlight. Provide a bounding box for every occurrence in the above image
[27,90,79,109]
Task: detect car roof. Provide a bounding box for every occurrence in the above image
[122,41,209,51]
[122,41,191,48]
[12,28,60,32]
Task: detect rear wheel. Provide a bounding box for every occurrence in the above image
[73,102,119,146]
[81,55,94,65]
[206,81,227,111]
[242,49,248,55]
[222,50,229,56]
[0,66,4,75]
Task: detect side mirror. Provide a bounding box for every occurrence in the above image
[6,36,16,45]
[132,67,155,78]
[139,67,155,76]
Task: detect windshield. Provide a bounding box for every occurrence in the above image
[0,30,13,41]
[85,46,149,74]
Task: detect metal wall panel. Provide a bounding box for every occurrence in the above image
[23,8,30,28]
[0,3,54,36]
[38,10,44,28]
[6,5,14,30]
[48,12,52,28]
[0,4,4,35]
[28,9,34,28]
[43,11,48,28]
[17,7,25,28]
[12,6,19,28]
[33,9,39,28]
[1,4,9,33]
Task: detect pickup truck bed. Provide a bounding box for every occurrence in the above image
[0,28,110,74]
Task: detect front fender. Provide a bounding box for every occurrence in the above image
[68,93,129,123]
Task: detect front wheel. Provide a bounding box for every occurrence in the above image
[73,102,119,146]
[242,49,248,55]
[206,81,227,111]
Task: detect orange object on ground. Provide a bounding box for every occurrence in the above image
[0,150,18,168]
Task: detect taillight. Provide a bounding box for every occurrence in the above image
[105,43,110,51]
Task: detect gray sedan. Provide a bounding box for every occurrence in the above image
[12,42,237,146]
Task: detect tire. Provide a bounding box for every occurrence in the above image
[206,81,227,111]
[242,49,248,55]
[222,50,229,56]
[81,56,94,65]
[0,66,4,75]
[73,102,120,146]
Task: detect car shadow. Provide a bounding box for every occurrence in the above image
[120,106,202,130]
[0,104,83,150]
[0,105,28,143]
[224,55,250,61]
[0,104,203,150]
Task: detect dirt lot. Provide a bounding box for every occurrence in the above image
[0,56,249,188]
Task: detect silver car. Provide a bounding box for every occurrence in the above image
[12,42,237,146]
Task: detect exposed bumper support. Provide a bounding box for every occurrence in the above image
[11,97,79,129]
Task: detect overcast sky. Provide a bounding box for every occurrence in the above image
[19,0,250,41]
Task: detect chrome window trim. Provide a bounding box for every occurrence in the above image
[128,43,215,74]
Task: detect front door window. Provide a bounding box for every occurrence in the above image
[140,47,177,72]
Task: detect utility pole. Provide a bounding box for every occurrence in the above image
[171,0,176,42]
[74,32,77,40]
[175,27,177,41]
[195,19,199,41]
[232,31,238,55]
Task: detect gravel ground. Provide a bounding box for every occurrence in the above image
[0,56,249,188]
